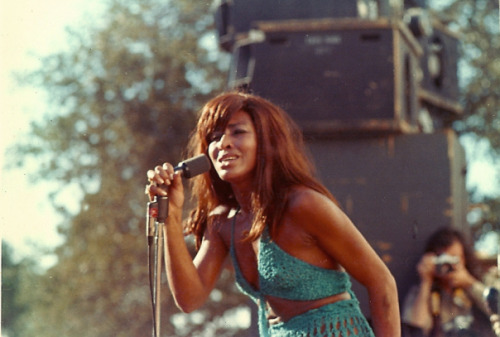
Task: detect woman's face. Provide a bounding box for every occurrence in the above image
[207,110,258,186]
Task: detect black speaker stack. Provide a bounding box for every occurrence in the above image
[228,19,421,135]
[216,0,463,135]
[308,129,467,317]
[214,0,468,321]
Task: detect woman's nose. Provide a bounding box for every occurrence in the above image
[218,133,231,148]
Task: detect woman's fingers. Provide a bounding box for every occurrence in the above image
[145,162,176,199]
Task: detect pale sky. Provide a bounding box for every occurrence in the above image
[1,1,498,263]
[0,0,106,263]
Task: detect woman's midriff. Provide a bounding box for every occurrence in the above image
[265,291,352,325]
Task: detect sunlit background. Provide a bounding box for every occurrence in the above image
[1,2,499,337]
[1,1,106,264]
[1,0,499,265]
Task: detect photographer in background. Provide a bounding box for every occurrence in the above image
[402,227,493,337]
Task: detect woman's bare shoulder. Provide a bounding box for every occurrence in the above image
[284,185,347,235]
[287,186,336,214]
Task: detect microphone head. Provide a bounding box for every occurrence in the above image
[176,154,211,179]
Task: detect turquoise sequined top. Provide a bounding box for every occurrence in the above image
[229,213,374,337]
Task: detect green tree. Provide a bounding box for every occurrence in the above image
[1,241,38,337]
[10,0,248,336]
[432,0,500,241]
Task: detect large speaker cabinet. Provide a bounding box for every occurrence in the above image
[418,21,463,123]
[215,0,403,51]
[228,19,423,135]
[307,129,468,316]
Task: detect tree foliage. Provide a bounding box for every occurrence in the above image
[10,0,249,336]
[443,1,500,147]
[1,241,39,337]
[432,0,500,240]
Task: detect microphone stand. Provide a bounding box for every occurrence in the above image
[147,194,169,337]
[144,154,211,337]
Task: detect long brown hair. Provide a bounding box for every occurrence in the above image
[184,91,335,249]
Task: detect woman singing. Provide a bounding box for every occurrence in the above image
[146,91,400,336]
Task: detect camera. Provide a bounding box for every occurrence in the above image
[433,254,460,276]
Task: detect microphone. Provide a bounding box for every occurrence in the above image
[155,154,211,223]
[173,154,211,179]
[147,154,211,239]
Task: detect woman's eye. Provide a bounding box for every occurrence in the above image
[209,132,223,142]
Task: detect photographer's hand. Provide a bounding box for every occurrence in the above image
[445,263,477,289]
[447,264,492,317]
[417,253,437,285]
